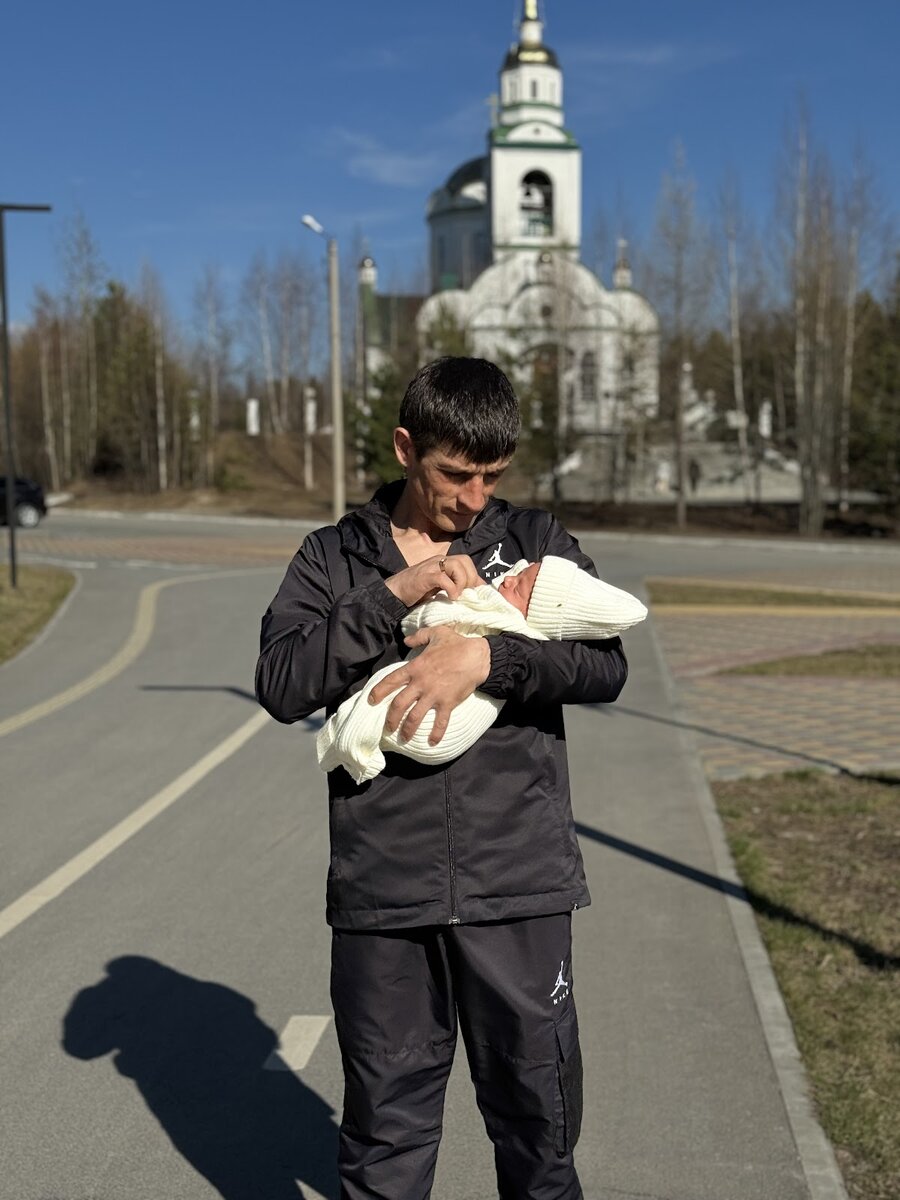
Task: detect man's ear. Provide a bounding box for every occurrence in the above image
[393,427,415,470]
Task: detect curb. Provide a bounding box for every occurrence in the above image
[51,507,319,530]
[584,528,900,558]
[646,613,851,1200]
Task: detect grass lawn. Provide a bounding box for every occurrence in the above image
[646,580,900,608]
[725,643,900,677]
[714,772,899,1200]
[0,566,75,665]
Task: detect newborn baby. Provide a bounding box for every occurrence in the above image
[316,556,647,784]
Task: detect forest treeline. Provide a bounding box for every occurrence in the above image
[5,112,900,535]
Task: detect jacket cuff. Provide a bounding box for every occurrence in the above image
[481,633,527,697]
[366,578,411,624]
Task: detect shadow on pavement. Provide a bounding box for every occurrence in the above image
[62,956,339,1199]
[611,702,900,788]
[575,822,900,972]
[141,684,325,732]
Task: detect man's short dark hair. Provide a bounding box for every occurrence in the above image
[399,357,520,463]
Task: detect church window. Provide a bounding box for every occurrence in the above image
[581,352,598,406]
[530,80,538,99]
[520,170,554,237]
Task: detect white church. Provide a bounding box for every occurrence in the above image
[359,0,659,447]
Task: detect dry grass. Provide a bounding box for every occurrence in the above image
[724,643,900,677]
[0,566,75,665]
[647,579,900,608]
[714,772,900,1200]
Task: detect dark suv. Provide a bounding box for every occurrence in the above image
[0,477,47,528]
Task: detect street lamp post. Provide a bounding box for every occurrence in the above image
[302,214,345,524]
[0,203,52,588]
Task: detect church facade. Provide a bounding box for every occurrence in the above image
[360,0,659,443]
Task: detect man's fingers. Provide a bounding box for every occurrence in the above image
[368,669,408,706]
[441,556,479,597]
[385,689,418,733]
[399,698,433,743]
[428,708,450,747]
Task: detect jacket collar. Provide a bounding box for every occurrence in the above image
[338,479,512,568]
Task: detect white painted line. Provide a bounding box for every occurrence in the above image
[0,567,268,740]
[0,709,271,941]
[264,1016,332,1072]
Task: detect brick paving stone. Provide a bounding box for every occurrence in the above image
[712,560,900,596]
[654,610,900,677]
[674,674,900,780]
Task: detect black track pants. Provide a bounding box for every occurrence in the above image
[330,912,584,1200]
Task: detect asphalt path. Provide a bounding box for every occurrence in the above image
[4,510,896,1199]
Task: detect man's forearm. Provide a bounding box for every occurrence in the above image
[480,634,628,706]
[256,578,409,724]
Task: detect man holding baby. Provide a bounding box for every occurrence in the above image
[256,356,630,1200]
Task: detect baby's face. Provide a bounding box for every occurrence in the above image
[497,562,540,616]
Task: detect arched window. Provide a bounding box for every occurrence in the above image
[581,352,598,406]
[520,170,553,237]
[530,80,538,99]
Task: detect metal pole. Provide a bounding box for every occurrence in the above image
[0,203,52,589]
[328,236,345,524]
[0,211,17,587]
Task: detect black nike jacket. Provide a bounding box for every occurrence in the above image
[255,481,628,930]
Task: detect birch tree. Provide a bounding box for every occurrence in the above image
[60,211,105,471]
[645,142,713,526]
[193,264,230,483]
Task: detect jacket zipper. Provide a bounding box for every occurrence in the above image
[351,539,462,921]
[445,770,460,924]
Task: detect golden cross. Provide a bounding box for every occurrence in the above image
[524,0,539,20]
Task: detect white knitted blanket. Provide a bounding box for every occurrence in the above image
[316,573,642,784]
[316,586,539,784]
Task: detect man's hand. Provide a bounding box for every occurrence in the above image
[385,554,482,608]
[368,625,491,745]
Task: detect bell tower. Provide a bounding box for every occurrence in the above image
[490,0,582,260]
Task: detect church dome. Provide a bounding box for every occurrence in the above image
[502,43,559,70]
[428,156,488,218]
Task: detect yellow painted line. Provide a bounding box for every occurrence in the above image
[0,569,268,740]
[646,575,900,603]
[653,604,900,617]
[0,709,270,941]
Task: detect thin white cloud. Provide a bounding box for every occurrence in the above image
[563,40,736,72]
[335,46,404,72]
[565,43,679,68]
[334,130,442,188]
[432,98,490,143]
[561,40,738,128]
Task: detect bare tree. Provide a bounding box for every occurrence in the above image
[33,290,62,492]
[60,211,105,470]
[645,142,713,526]
[719,172,753,499]
[141,266,169,491]
[241,255,280,435]
[193,265,230,483]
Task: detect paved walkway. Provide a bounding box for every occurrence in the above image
[653,605,900,779]
[7,515,872,1198]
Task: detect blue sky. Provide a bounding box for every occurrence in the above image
[4,0,898,325]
